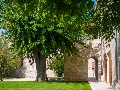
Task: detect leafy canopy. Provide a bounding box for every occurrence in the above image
[1,0,120,56]
[92,0,120,41]
[0,0,95,57]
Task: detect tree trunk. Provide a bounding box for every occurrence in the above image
[34,50,47,82]
[0,72,3,81]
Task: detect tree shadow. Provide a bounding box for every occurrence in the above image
[48,77,64,82]
[88,77,99,82]
[47,77,89,85]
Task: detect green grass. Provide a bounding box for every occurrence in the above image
[0,81,91,90]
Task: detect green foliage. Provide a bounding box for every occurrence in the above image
[92,0,120,42]
[48,55,64,77]
[0,1,120,50]
[0,36,17,81]
[0,0,95,58]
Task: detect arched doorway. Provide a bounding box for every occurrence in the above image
[88,57,98,81]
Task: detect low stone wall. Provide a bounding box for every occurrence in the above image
[10,58,56,78]
[10,58,37,78]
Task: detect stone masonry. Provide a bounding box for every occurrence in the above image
[64,39,101,81]
[10,58,37,78]
[10,58,56,78]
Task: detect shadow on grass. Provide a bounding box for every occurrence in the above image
[47,77,88,84]
[48,77,64,82]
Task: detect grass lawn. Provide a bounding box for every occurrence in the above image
[0,81,91,90]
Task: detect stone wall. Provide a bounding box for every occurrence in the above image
[64,44,89,81]
[101,38,115,85]
[10,58,56,78]
[64,39,101,81]
[101,34,120,86]
[10,58,37,78]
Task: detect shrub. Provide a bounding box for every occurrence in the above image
[48,55,64,77]
[0,36,17,81]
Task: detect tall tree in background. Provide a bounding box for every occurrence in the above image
[0,0,95,81]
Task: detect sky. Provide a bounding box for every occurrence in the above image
[0,28,5,35]
[92,0,96,2]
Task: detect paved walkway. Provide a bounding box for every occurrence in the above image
[88,77,113,90]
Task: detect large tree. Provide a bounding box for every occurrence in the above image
[2,0,120,81]
[0,0,95,81]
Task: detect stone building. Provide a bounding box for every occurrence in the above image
[64,32,120,89]
[101,38,115,86]
[100,32,120,90]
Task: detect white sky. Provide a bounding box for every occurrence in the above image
[0,29,5,34]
